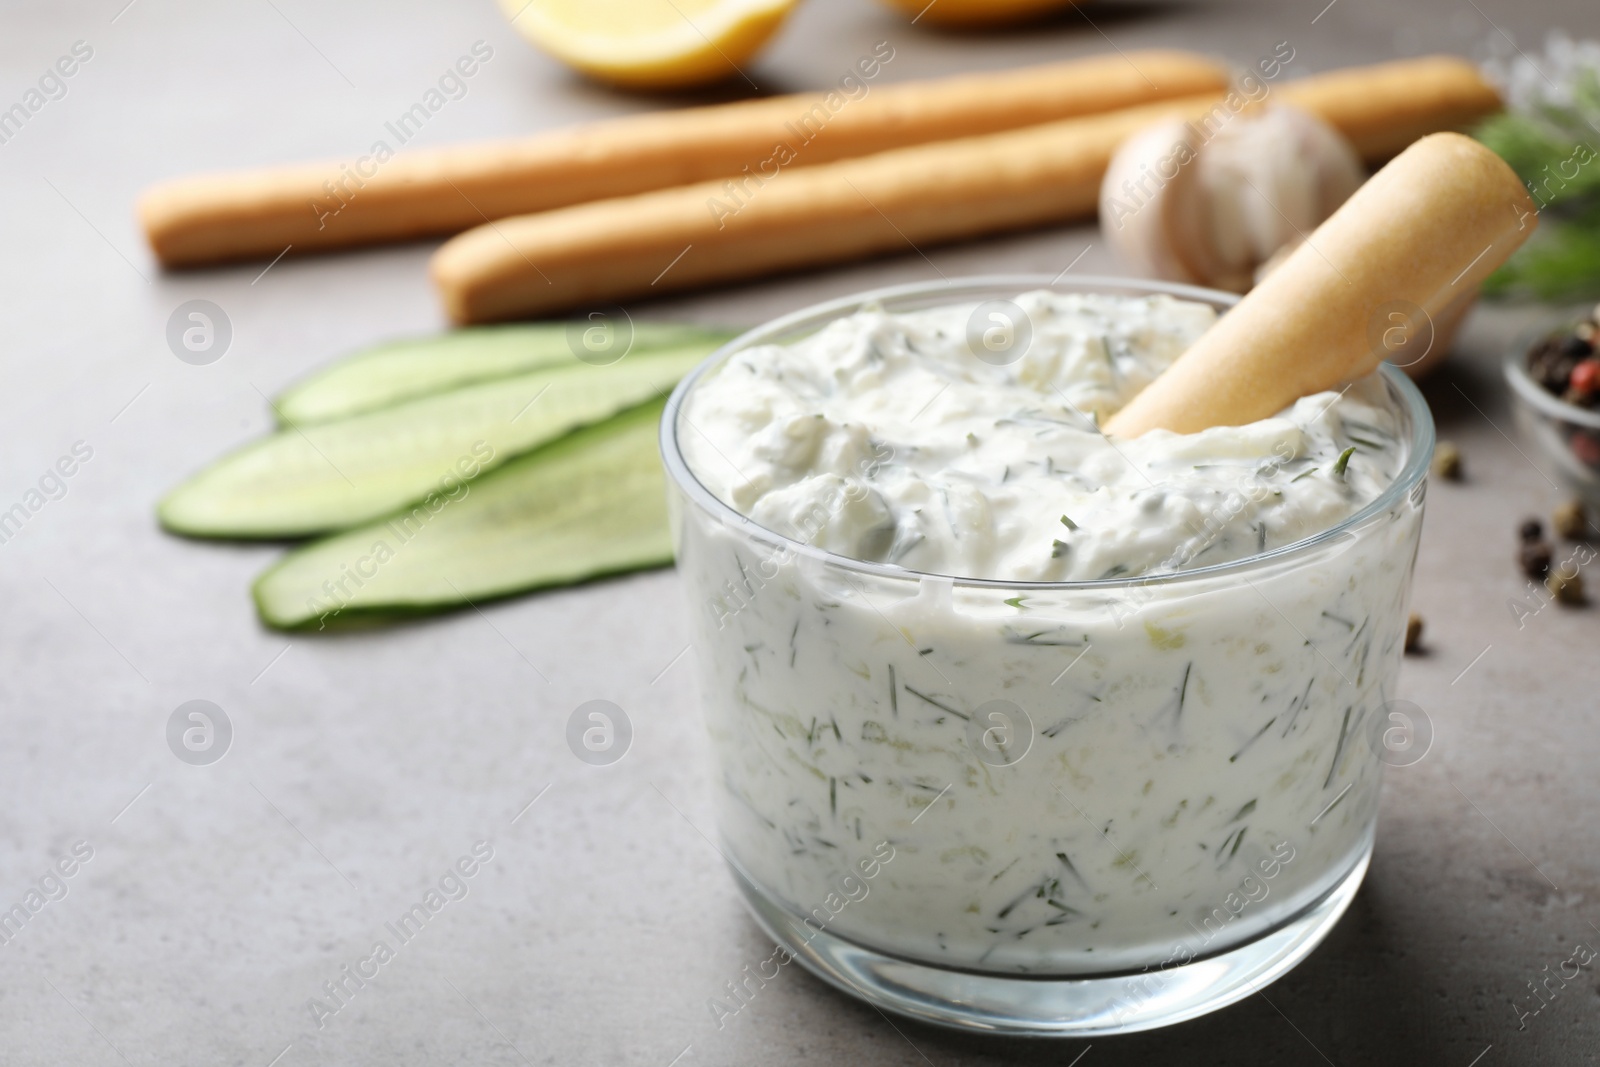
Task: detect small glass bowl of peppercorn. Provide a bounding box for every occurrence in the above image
[1504,306,1600,503]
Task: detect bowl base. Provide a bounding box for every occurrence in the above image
[730,841,1371,1037]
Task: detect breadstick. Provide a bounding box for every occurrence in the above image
[432,57,1503,324]
[137,51,1227,268]
[1276,56,1501,160]
[1103,133,1535,438]
[433,95,1211,323]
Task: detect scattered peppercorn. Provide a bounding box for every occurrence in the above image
[1519,518,1544,543]
[1432,441,1462,481]
[1547,567,1585,605]
[1404,613,1424,653]
[1518,538,1553,581]
[1553,498,1591,540]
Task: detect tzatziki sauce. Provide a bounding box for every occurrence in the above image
[671,290,1422,975]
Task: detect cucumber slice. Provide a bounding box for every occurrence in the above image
[252,400,672,630]
[275,323,735,425]
[160,349,703,538]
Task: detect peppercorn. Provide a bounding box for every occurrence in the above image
[1432,441,1462,481]
[1572,431,1600,469]
[1560,334,1595,358]
[1547,567,1585,605]
[1553,499,1590,540]
[1404,613,1423,653]
[1526,320,1600,410]
[1572,359,1600,396]
[1528,335,1579,393]
[1518,539,1553,580]
[1519,518,1544,542]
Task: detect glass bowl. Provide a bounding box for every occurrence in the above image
[660,275,1433,1036]
[1503,330,1600,505]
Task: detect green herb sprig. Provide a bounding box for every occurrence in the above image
[1477,36,1600,299]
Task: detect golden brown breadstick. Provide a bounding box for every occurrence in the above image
[138,51,1228,268]
[432,58,1503,324]
[1103,133,1535,438]
[432,95,1216,323]
[1276,56,1502,160]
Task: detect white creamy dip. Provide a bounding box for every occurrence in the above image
[680,292,1399,583]
[670,290,1423,977]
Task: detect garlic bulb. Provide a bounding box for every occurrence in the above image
[1100,104,1365,293]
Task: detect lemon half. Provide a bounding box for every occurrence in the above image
[500,0,799,90]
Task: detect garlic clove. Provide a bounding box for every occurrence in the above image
[1101,103,1478,378]
[1100,104,1365,293]
[1098,118,1205,284]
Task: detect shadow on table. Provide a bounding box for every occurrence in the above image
[780,879,1494,1067]
[899,1,1200,37]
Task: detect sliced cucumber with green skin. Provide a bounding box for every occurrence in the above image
[252,400,672,630]
[275,324,735,425]
[160,349,703,539]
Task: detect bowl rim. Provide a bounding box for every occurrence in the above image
[1502,324,1600,431]
[659,273,1435,592]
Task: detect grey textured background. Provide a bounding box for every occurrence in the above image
[0,0,1595,1064]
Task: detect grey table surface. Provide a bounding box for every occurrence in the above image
[1,0,1597,1063]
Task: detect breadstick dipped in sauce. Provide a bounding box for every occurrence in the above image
[1104,133,1536,438]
